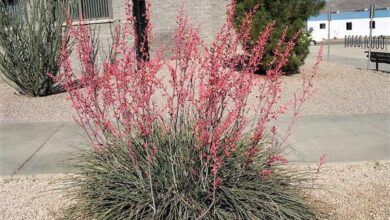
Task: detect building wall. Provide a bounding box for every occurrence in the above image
[307,8,390,42]
[152,0,228,47]
[94,0,228,49]
[308,17,390,41]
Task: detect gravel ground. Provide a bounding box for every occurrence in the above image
[303,161,390,220]
[0,174,72,220]
[1,55,389,123]
[1,161,389,220]
[0,80,75,122]
[281,59,390,115]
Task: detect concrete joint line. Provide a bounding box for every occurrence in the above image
[275,133,307,162]
[12,123,65,176]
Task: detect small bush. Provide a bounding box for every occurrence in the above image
[59,0,323,219]
[0,0,67,96]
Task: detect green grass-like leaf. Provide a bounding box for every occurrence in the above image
[63,124,317,220]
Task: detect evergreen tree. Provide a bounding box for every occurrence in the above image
[234,0,325,73]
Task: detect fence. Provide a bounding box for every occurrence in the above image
[345,35,388,50]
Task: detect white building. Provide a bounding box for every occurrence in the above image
[307,8,390,43]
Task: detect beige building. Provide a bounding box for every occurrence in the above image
[5,0,228,47]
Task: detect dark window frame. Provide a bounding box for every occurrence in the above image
[319,23,326,29]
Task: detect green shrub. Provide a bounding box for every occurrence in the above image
[0,0,67,96]
[234,0,325,74]
[65,124,316,220]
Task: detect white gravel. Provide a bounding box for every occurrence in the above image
[1,161,389,220]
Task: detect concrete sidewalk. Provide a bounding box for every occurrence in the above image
[0,113,389,176]
[275,113,390,162]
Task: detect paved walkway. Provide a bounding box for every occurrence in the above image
[0,113,389,176]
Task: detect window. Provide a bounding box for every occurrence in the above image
[346,22,352,30]
[370,21,375,29]
[54,0,113,20]
[319,23,326,29]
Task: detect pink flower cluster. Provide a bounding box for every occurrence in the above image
[58,0,322,192]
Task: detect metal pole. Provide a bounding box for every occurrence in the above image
[327,11,331,61]
[367,0,375,70]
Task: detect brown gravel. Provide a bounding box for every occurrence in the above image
[1,161,389,220]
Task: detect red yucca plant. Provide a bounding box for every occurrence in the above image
[59,0,323,219]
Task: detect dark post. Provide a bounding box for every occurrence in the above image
[133,0,149,61]
[376,57,378,71]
